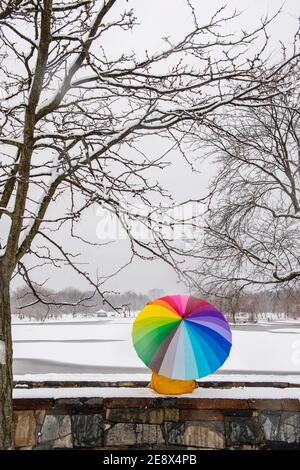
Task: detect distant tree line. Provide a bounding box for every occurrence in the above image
[11,285,300,322]
[11,287,165,320]
[204,288,300,323]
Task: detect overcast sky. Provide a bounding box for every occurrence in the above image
[12,0,300,296]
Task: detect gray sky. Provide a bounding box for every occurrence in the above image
[12,0,300,295]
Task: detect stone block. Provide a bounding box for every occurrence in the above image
[84,398,104,408]
[154,398,178,408]
[279,412,300,443]
[166,421,225,449]
[106,408,164,424]
[223,409,254,417]
[280,400,300,412]
[259,411,300,444]
[72,414,103,447]
[225,416,264,446]
[37,414,72,448]
[54,398,84,413]
[176,398,249,410]
[14,398,53,410]
[164,408,180,422]
[248,399,282,411]
[55,397,104,413]
[14,411,36,448]
[105,423,165,446]
[180,409,224,421]
[104,398,153,409]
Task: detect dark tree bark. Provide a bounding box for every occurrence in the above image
[0,265,13,449]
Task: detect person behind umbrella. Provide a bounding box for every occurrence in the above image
[132,295,232,396]
[149,370,197,395]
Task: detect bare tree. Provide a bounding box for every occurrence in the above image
[193,68,300,297]
[0,0,298,448]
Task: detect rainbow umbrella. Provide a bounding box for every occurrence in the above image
[132,295,232,380]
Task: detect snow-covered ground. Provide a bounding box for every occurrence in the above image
[12,318,300,384]
[13,386,300,400]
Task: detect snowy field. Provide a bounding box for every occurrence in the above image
[12,317,300,384]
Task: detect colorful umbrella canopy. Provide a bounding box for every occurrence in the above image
[132,295,232,380]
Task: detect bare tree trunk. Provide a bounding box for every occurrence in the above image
[0,266,14,449]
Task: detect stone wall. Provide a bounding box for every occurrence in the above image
[14,396,300,450]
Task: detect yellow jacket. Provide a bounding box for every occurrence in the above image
[150,371,196,395]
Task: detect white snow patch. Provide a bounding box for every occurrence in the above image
[12,386,300,400]
[12,319,300,375]
[0,340,5,364]
[14,373,151,382]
